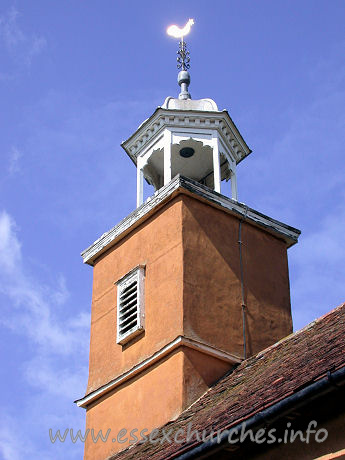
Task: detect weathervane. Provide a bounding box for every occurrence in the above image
[167,19,195,100]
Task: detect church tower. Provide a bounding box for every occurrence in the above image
[76,22,300,460]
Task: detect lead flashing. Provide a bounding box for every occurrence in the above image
[81,175,301,266]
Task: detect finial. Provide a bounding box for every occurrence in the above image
[167,19,195,100]
[177,40,190,71]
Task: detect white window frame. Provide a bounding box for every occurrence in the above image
[116,265,145,345]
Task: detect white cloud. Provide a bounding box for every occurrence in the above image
[8,146,22,175]
[290,199,345,330]
[0,210,88,458]
[0,211,89,355]
[0,7,25,49]
[0,211,21,273]
[50,274,70,306]
[0,7,46,68]
[24,356,88,399]
[0,415,26,460]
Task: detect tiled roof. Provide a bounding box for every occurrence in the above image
[109,302,345,460]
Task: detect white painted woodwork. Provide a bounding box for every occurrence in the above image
[121,100,252,207]
[231,170,238,201]
[136,164,144,207]
[116,265,145,345]
[81,176,301,266]
[212,134,221,193]
[163,129,172,185]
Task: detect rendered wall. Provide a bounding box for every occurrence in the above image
[181,195,292,357]
[84,351,185,459]
[87,197,184,394]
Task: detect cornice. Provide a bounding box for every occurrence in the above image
[75,335,242,409]
[121,107,251,165]
[81,175,301,266]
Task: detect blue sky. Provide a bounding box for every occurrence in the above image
[0,1,344,459]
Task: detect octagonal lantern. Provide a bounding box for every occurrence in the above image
[121,96,252,207]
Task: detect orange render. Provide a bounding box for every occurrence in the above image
[81,188,293,459]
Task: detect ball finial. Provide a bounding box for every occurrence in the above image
[178,70,191,100]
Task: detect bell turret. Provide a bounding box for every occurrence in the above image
[122,23,251,207]
[78,20,300,460]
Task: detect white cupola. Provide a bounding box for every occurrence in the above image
[121,23,252,207]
